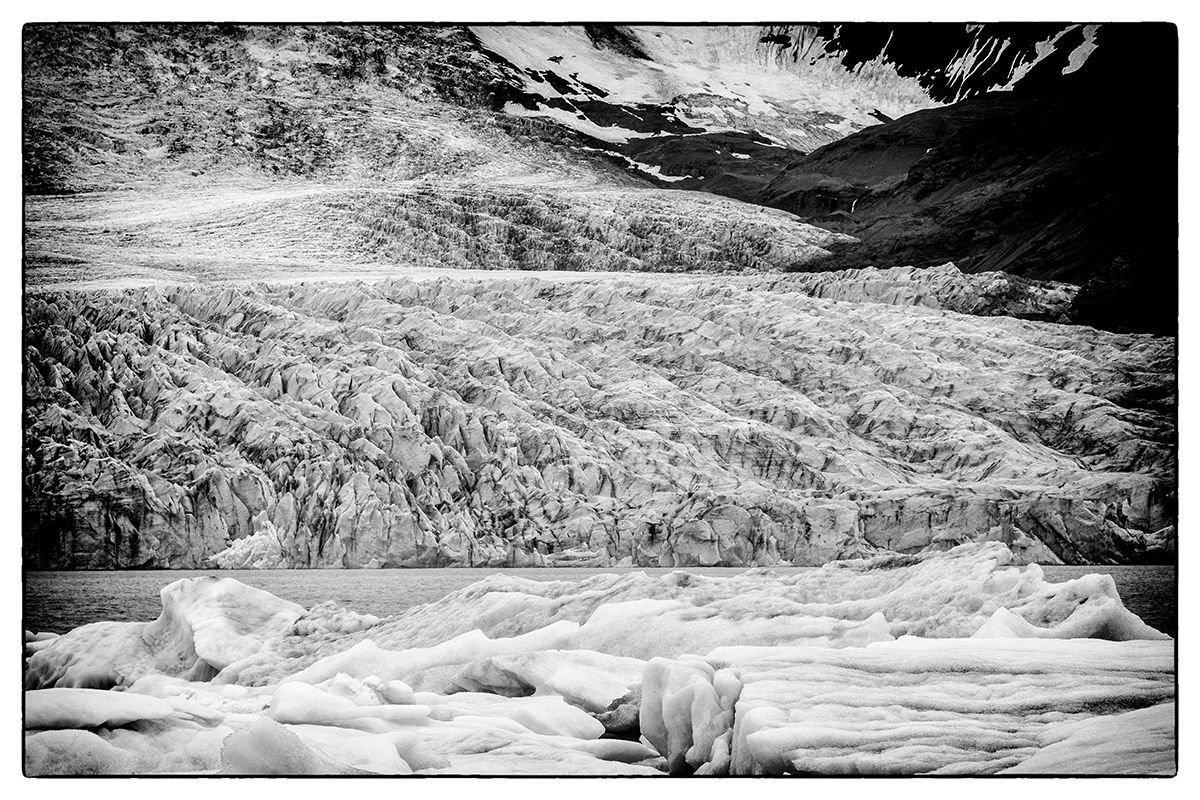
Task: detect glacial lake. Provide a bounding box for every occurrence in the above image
[23,564,1176,638]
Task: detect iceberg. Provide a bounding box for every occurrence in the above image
[647,638,1173,775]
[220,718,366,775]
[23,543,1174,776]
[445,650,647,713]
[26,576,305,690]
[26,688,175,730]
[999,702,1176,776]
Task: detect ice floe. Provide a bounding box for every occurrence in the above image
[25,576,305,690]
[23,543,1174,776]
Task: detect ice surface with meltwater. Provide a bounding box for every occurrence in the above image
[23,543,1174,775]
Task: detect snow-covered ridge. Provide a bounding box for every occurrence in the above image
[23,543,1174,775]
[472,25,938,153]
[472,24,1106,157]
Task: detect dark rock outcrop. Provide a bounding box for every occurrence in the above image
[758,24,1177,335]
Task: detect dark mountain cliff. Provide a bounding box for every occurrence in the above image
[460,23,1180,335]
[758,24,1177,334]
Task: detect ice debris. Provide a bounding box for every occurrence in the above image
[23,543,1174,776]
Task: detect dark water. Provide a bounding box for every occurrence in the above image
[23,564,1176,638]
[22,566,749,635]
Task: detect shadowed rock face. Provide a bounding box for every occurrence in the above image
[756,24,1177,335]
[763,86,1176,288]
[23,272,1174,570]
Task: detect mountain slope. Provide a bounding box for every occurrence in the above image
[761,89,1154,282]
[23,24,856,285]
[466,23,1115,201]
[23,25,538,193]
[754,24,1178,334]
[26,23,1167,310]
[25,23,1116,196]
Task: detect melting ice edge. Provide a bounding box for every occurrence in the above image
[24,542,1175,776]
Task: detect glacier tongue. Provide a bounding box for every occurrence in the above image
[24,268,1173,570]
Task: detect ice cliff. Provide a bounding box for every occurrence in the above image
[24,268,1173,569]
[23,543,1174,775]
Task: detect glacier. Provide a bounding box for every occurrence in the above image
[23,268,1173,571]
[23,543,1175,776]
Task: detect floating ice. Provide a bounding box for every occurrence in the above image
[22,544,1174,776]
[25,688,175,730]
[445,649,646,713]
[219,717,362,775]
[640,657,733,775]
[999,701,1176,776]
[25,729,138,776]
[210,542,1165,690]
[26,576,305,690]
[282,724,416,774]
[646,638,1174,775]
[266,681,431,727]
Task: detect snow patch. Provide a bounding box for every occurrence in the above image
[501,101,650,144]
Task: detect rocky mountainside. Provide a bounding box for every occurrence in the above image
[753,24,1177,334]
[28,23,1099,195]
[24,271,1173,570]
[473,23,1107,196]
[23,24,857,287]
[23,25,534,194]
[762,89,1173,277]
[24,23,1174,335]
